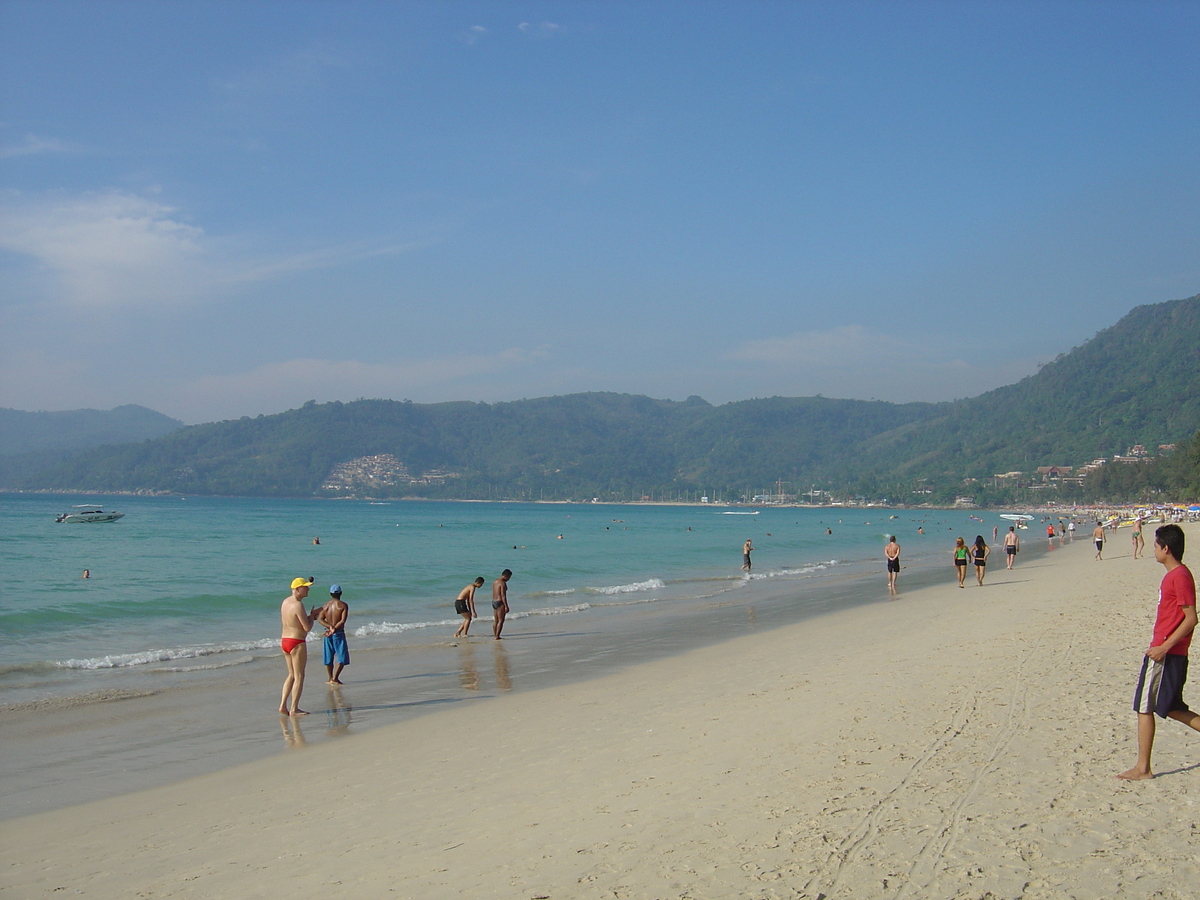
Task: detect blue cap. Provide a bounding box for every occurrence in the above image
[329,584,342,594]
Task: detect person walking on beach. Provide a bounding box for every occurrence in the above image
[1093,521,1106,559]
[1003,526,1020,569]
[972,535,991,586]
[1116,524,1200,780]
[492,569,512,640]
[280,577,317,716]
[884,536,901,592]
[317,584,350,685]
[454,577,485,638]
[953,537,969,588]
[1132,517,1145,559]
[742,538,754,571]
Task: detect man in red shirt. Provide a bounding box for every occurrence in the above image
[1117,524,1200,780]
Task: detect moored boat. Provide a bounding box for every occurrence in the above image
[55,505,125,523]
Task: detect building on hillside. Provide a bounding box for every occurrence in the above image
[1036,466,1073,482]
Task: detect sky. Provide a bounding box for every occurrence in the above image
[1,1,1198,425]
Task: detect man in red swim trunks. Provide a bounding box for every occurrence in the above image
[280,577,317,716]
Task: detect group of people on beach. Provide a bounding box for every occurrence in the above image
[278,570,513,717]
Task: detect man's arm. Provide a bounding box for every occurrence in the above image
[1147,606,1198,661]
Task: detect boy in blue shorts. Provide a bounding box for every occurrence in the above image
[1117,524,1200,780]
[317,584,350,685]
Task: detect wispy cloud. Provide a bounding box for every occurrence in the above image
[518,21,561,38]
[214,46,350,97]
[0,190,429,309]
[0,191,207,308]
[462,25,487,45]
[0,134,75,160]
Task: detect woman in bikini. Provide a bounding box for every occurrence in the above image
[953,537,969,588]
[972,535,991,586]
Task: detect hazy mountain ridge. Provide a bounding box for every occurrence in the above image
[5,294,1198,501]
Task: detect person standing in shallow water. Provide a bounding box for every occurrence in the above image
[454,577,485,638]
[492,569,511,640]
[317,584,349,685]
[742,538,753,571]
[280,577,316,716]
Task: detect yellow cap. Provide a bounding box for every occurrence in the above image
[291,577,314,590]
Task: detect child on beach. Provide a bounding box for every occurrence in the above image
[1117,524,1200,780]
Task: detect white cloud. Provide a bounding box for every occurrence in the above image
[518,21,561,37]
[0,134,74,160]
[0,190,430,309]
[463,25,487,45]
[0,191,208,308]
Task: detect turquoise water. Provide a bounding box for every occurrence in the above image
[0,494,1011,704]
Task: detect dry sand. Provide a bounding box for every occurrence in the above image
[3,526,1198,899]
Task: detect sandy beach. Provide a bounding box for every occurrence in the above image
[3,524,1198,899]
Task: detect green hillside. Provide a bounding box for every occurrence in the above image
[7,293,1199,503]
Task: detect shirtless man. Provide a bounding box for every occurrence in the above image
[884,536,901,591]
[1003,526,1020,569]
[317,584,349,685]
[454,577,485,638]
[1093,521,1106,560]
[492,569,512,640]
[280,577,317,716]
[742,539,753,571]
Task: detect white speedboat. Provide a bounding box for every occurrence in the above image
[55,505,125,523]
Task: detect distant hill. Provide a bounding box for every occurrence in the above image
[0,404,184,457]
[0,404,183,488]
[6,293,1199,501]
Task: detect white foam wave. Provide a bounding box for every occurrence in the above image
[354,618,458,636]
[509,603,592,618]
[153,655,256,673]
[588,578,665,595]
[57,639,277,670]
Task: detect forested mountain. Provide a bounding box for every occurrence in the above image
[0,405,184,486]
[5,294,1199,502]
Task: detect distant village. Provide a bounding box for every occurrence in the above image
[319,443,1179,506]
[319,454,459,495]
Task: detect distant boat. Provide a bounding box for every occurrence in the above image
[55,505,124,523]
[721,511,759,515]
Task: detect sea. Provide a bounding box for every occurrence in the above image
[1,493,1044,817]
[0,494,1027,707]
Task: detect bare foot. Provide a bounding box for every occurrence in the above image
[279,707,289,715]
[1116,767,1154,781]
[330,679,343,685]
[290,708,309,717]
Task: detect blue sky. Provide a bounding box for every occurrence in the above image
[2,1,1197,424]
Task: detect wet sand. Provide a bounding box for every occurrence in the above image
[3,525,1197,899]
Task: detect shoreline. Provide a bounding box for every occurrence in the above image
[5,525,1196,898]
[1,533,984,820]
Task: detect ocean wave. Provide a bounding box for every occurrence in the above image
[587,578,666,595]
[152,655,256,673]
[509,602,592,618]
[56,638,277,670]
[354,618,459,636]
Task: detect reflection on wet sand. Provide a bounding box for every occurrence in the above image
[279,715,307,748]
[325,685,353,736]
[458,641,480,691]
[493,641,511,692]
